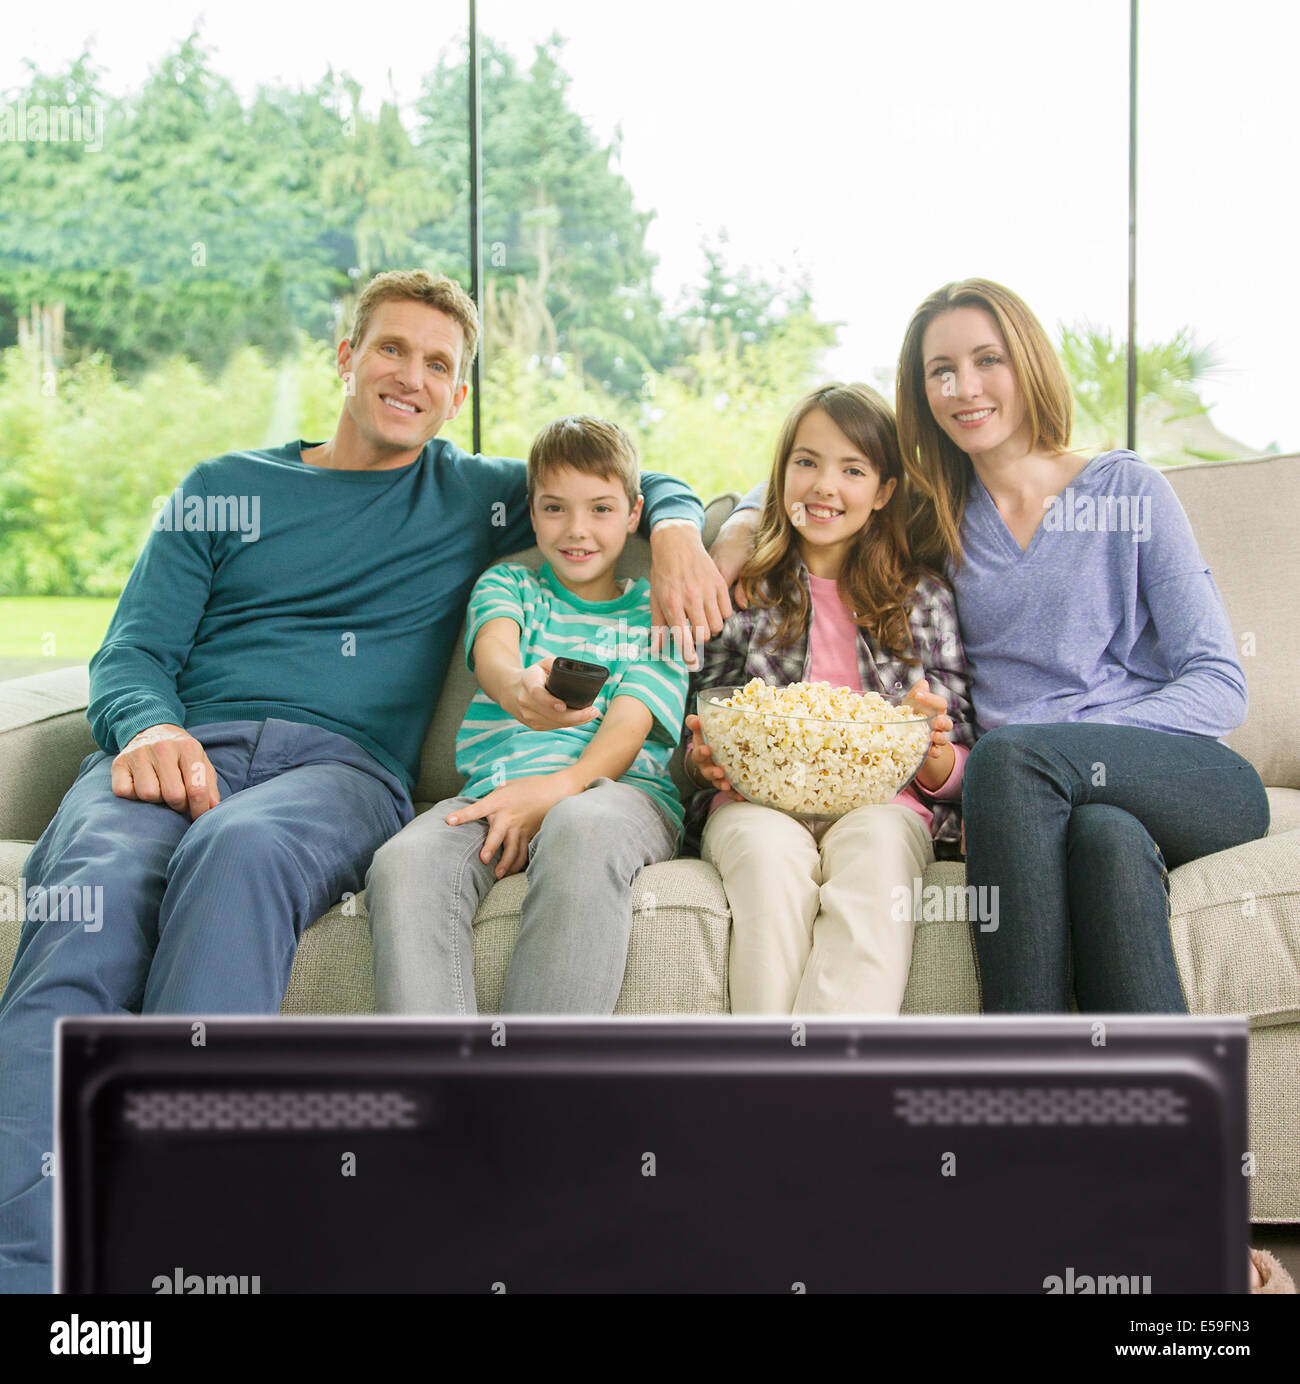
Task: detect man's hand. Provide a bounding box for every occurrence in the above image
[111,723,221,820]
[709,508,762,612]
[648,523,733,669]
[446,773,578,879]
[506,658,600,732]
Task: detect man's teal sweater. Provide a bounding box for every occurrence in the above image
[88,438,704,794]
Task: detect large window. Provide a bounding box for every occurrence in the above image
[0,4,465,671]
[0,1,1291,679]
[483,0,1132,480]
[1138,0,1299,459]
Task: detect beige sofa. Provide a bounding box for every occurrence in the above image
[2,459,1298,1220]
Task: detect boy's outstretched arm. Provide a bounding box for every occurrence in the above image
[553,696,655,792]
[470,617,598,732]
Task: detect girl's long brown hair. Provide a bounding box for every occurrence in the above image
[736,382,923,663]
[897,278,1074,574]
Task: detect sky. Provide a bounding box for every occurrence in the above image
[6,0,1298,452]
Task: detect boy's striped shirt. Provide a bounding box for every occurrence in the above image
[457,561,688,836]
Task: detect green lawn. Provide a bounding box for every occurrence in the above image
[0,597,118,659]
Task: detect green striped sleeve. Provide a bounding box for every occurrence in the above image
[464,564,526,671]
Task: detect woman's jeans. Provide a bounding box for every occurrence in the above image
[962,723,1269,1013]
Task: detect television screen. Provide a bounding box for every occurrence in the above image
[56,1015,1249,1294]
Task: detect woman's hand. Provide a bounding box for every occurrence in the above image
[446,773,577,879]
[684,713,744,802]
[904,678,956,791]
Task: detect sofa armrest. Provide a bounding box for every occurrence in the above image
[0,666,96,842]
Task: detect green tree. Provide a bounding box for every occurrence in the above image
[670,234,823,351]
[414,35,666,395]
[664,235,837,397]
[1060,323,1223,461]
[0,28,847,599]
[0,32,353,371]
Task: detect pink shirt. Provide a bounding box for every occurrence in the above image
[693,572,967,833]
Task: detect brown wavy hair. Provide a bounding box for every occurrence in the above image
[735,383,923,663]
[897,278,1073,573]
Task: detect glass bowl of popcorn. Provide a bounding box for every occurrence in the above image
[695,679,936,821]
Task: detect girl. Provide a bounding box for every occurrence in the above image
[683,383,973,1014]
[892,277,1270,1014]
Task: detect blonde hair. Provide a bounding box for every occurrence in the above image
[349,270,480,389]
[897,278,1073,572]
[527,415,640,511]
[736,383,923,663]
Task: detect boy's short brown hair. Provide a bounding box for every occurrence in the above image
[527,415,641,510]
[349,270,480,389]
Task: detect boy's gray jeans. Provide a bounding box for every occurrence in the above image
[365,777,679,1014]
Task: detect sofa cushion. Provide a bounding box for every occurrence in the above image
[1247,1022,1300,1222]
[0,838,30,984]
[1265,786,1300,837]
[899,860,981,1014]
[1168,828,1300,1021]
[279,895,379,1014]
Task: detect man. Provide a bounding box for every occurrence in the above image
[0,269,738,1293]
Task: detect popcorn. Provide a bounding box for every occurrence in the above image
[697,678,932,819]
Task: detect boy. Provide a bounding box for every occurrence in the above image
[365,415,689,1013]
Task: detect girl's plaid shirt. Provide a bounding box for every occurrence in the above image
[683,564,975,855]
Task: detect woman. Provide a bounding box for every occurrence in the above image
[896,280,1284,1293]
[893,277,1268,1013]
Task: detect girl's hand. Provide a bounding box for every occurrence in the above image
[684,713,744,802]
[446,774,575,879]
[904,678,956,790]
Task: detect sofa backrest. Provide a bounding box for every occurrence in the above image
[414,494,740,806]
[415,452,1299,805]
[1162,452,1298,789]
